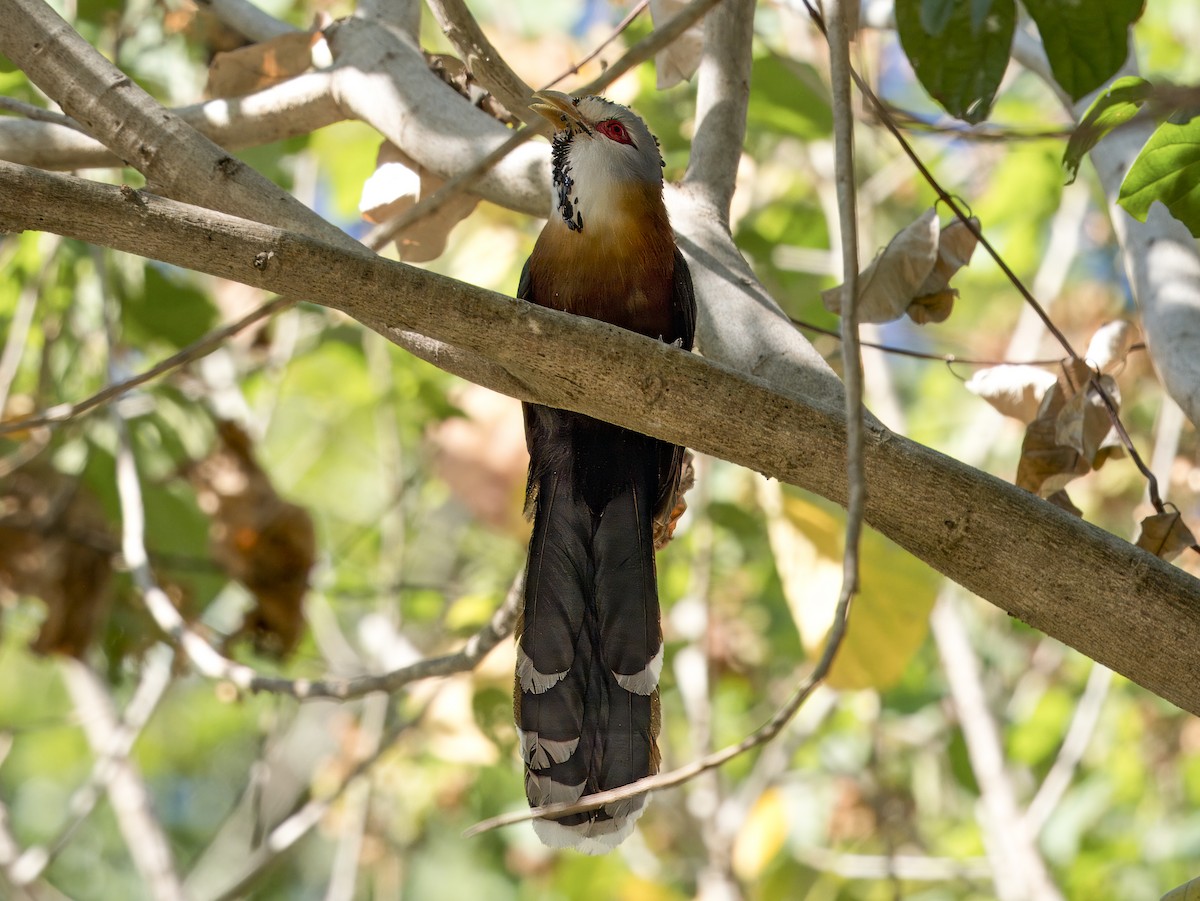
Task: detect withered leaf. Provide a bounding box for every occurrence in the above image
[823,208,940,324]
[906,288,956,324]
[965,364,1059,424]
[188,421,315,657]
[1046,490,1082,517]
[649,0,706,89]
[1016,360,1097,497]
[359,141,480,263]
[1085,319,1139,374]
[1135,511,1196,562]
[1055,374,1118,465]
[0,464,113,657]
[206,31,325,99]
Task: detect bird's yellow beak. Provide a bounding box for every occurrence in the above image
[530,90,589,132]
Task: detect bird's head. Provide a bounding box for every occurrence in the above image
[530,91,665,234]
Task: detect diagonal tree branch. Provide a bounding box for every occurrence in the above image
[3,162,1200,721]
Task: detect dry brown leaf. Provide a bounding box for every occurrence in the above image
[649,0,706,89]
[906,288,956,324]
[1135,511,1196,562]
[1016,360,1095,497]
[426,385,528,537]
[359,141,480,263]
[822,208,940,324]
[916,217,979,296]
[206,31,323,99]
[965,364,1059,423]
[1055,374,1118,464]
[1085,320,1139,374]
[0,464,114,657]
[188,420,315,657]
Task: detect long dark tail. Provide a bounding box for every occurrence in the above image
[515,406,664,853]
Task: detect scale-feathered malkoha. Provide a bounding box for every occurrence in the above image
[514,91,696,853]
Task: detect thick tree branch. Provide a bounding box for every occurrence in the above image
[4,162,1200,718]
[683,0,754,220]
[0,0,362,253]
[424,0,533,122]
[0,71,348,171]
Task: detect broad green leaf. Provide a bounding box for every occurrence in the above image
[120,264,218,348]
[773,491,938,691]
[896,0,1016,124]
[1063,76,1152,183]
[1024,0,1144,102]
[1118,113,1200,237]
[746,53,833,139]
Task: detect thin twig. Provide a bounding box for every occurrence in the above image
[246,571,522,699]
[788,318,1144,367]
[206,703,427,901]
[0,96,88,133]
[0,234,62,416]
[1023,663,1112,836]
[14,646,176,884]
[0,296,295,435]
[542,1,651,89]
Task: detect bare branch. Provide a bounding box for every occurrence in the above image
[194,0,298,42]
[683,0,754,220]
[0,0,362,253]
[0,71,347,172]
[424,0,533,121]
[931,595,1064,901]
[61,659,186,901]
[3,164,1200,722]
[0,96,85,132]
[576,0,726,96]
[0,297,294,436]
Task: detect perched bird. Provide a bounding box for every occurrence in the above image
[514,90,696,853]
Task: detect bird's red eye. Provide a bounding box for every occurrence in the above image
[597,119,634,146]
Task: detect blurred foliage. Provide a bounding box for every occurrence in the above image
[2,1,1200,900]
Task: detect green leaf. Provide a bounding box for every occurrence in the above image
[746,53,833,139]
[1117,113,1200,237]
[121,265,218,348]
[1024,0,1144,102]
[896,0,1016,124]
[1062,76,1152,184]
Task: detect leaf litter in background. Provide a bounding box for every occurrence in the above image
[822,208,978,325]
[1022,0,1144,102]
[1135,511,1196,562]
[0,462,113,657]
[1118,111,1200,238]
[359,141,481,263]
[759,480,937,692]
[895,0,1016,124]
[186,419,316,657]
